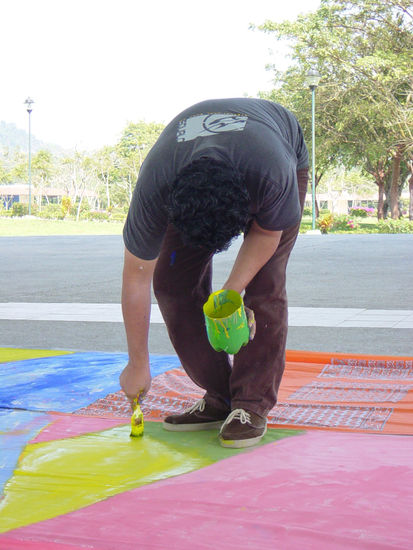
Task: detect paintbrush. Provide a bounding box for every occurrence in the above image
[130,393,144,437]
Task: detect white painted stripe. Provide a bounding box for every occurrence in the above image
[1,303,413,328]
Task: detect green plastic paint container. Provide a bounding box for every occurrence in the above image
[203,289,250,354]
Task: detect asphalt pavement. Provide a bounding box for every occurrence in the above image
[1,233,412,356]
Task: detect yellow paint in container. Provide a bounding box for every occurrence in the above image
[130,394,144,437]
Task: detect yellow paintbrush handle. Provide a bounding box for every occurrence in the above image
[130,393,144,437]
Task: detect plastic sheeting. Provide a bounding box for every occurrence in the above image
[1,348,413,549]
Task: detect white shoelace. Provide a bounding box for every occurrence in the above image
[220,408,251,433]
[184,398,206,414]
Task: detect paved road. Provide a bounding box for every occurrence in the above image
[1,234,412,356]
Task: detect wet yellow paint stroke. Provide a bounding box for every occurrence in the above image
[0,423,214,532]
[0,348,72,364]
[213,318,230,339]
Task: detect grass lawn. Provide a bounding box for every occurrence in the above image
[1,215,411,237]
[0,217,124,236]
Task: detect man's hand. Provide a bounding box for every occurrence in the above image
[119,361,151,410]
[245,306,256,340]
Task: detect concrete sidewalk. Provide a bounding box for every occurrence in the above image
[1,233,412,355]
[1,302,413,328]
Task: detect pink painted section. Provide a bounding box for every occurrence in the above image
[3,431,413,550]
[30,415,127,444]
[0,539,83,550]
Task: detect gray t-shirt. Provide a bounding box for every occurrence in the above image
[124,98,308,260]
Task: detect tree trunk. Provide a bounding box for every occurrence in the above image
[105,174,110,210]
[377,182,385,219]
[409,174,413,221]
[390,147,403,219]
[408,160,413,221]
[76,196,83,222]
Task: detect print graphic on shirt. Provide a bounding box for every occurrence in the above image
[176,113,248,142]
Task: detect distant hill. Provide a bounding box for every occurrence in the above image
[0,121,68,156]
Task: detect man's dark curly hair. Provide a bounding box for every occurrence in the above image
[168,158,250,253]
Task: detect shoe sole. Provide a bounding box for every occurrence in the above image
[219,426,267,448]
[162,420,225,432]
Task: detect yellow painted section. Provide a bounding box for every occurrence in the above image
[0,348,72,364]
[0,423,215,532]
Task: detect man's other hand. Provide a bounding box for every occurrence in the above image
[245,306,256,340]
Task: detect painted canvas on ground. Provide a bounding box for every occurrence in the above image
[1,348,413,549]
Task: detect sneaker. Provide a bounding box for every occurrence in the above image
[219,409,267,448]
[162,398,229,432]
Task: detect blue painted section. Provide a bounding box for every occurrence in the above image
[0,409,52,495]
[0,352,181,413]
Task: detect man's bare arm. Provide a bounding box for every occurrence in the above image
[223,220,282,294]
[119,248,157,406]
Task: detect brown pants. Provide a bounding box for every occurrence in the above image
[153,169,308,418]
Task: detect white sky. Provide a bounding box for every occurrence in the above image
[1,0,320,151]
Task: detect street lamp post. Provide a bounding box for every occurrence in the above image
[306,69,321,231]
[24,97,34,216]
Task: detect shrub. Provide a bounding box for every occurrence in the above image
[40,204,65,220]
[12,203,29,217]
[110,211,127,222]
[1,210,13,217]
[349,206,375,218]
[303,206,312,216]
[377,219,413,233]
[61,196,72,218]
[81,210,111,222]
[331,214,359,231]
[317,213,334,234]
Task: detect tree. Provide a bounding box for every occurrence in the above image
[0,160,11,184]
[32,150,54,210]
[59,152,100,221]
[93,146,120,210]
[115,121,164,206]
[256,0,413,218]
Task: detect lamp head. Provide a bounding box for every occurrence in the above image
[306,69,321,90]
[24,97,34,113]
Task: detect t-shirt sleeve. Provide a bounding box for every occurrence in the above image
[123,183,168,260]
[255,169,301,231]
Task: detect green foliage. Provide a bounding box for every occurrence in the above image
[257,0,413,215]
[349,206,375,217]
[61,196,72,218]
[0,160,12,183]
[109,208,127,222]
[11,203,29,217]
[81,211,111,222]
[40,204,65,220]
[303,206,312,216]
[377,219,413,233]
[117,121,164,159]
[317,212,334,233]
[332,214,359,231]
[316,212,361,233]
